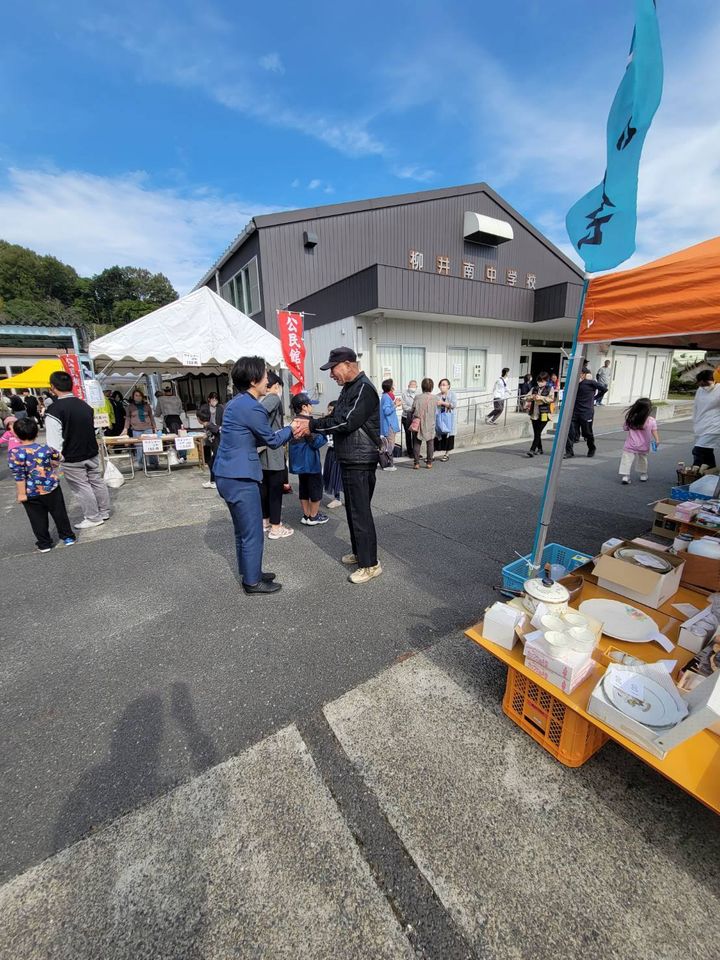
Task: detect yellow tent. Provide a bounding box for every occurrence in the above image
[0,358,64,389]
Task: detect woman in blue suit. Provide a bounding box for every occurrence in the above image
[213,356,292,595]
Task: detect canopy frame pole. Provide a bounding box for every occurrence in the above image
[530,276,590,574]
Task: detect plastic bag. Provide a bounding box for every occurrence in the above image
[103,459,125,489]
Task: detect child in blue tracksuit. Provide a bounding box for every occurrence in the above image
[289,393,328,526]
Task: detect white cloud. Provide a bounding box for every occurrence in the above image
[85,10,386,159]
[308,179,322,190]
[0,168,275,294]
[259,52,284,74]
[384,13,720,267]
[395,165,437,183]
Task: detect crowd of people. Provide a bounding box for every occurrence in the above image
[2,352,719,594]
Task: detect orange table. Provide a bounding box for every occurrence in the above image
[466,580,720,815]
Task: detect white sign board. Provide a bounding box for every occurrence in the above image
[142,436,164,453]
[181,352,201,367]
[452,363,462,379]
[174,436,194,451]
[473,364,483,380]
[94,413,110,428]
[84,378,105,408]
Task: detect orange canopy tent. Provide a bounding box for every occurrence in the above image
[580,236,720,349]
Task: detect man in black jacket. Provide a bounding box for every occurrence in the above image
[564,366,605,459]
[293,347,381,584]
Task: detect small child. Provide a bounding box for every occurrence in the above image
[620,397,659,484]
[289,393,329,526]
[1,415,21,460]
[321,400,343,509]
[8,417,76,552]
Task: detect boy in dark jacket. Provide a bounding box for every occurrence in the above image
[289,394,328,526]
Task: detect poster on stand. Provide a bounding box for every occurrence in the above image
[174,436,194,451]
[142,436,163,454]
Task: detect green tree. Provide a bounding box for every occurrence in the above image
[0,241,80,305]
[87,266,177,326]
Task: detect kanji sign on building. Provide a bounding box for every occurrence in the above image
[277,310,306,395]
[436,255,450,275]
[506,269,518,286]
[485,265,497,282]
[462,261,475,280]
[409,250,424,270]
[526,273,537,289]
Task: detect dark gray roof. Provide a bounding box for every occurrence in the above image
[194,182,584,289]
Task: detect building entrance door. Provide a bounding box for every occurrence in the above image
[612,354,637,405]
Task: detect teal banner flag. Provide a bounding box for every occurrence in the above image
[566,0,663,273]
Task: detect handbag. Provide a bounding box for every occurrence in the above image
[378,435,393,469]
[410,416,420,432]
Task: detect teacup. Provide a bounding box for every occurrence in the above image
[544,630,571,651]
[567,627,596,652]
[541,614,567,633]
[562,612,590,630]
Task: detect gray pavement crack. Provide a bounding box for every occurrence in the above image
[298,710,481,960]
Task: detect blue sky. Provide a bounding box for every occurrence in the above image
[1,0,718,292]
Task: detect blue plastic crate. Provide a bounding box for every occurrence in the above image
[670,484,713,502]
[502,543,593,592]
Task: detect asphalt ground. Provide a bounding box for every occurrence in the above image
[0,418,699,888]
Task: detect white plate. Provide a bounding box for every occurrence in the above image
[579,599,657,643]
[601,672,685,727]
[614,547,673,573]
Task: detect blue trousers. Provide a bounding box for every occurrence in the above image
[216,478,264,586]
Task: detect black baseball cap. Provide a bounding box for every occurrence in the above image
[320,346,357,370]
[290,393,318,414]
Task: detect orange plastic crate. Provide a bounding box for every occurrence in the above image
[502,666,609,767]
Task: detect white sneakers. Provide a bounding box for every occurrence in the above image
[202,480,216,489]
[341,553,358,565]
[621,476,630,484]
[348,563,383,584]
[75,518,104,529]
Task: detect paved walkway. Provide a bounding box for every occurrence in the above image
[1,416,717,959]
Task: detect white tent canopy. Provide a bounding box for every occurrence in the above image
[89,287,284,373]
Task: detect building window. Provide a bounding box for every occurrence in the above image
[446,347,487,390]
[221,257,261,316]
[377,345,426,388]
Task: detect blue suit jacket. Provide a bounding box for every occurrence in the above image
[213,392,292,483]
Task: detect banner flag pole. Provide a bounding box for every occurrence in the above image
[530,275,589,573]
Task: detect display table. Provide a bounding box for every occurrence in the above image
[103,434,206,471]
[666,513,720,541]
[465,580,720,815]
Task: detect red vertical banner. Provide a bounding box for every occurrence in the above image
[59,353,85,399]
[277,310,306,395]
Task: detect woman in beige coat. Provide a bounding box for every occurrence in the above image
[410,378,437,469]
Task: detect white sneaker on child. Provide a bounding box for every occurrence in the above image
[621,476,630,484]
[639,474,648,481]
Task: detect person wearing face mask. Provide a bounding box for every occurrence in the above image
[692,370,720,469]
[401,379,418,458]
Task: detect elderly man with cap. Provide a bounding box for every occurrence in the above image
[292,347,382,584]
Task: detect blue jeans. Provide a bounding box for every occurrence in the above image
[215,477,264,586]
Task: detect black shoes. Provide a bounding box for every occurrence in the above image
[261,572,277,582]
[587,450,596,458]
[243,580,282,595]
[563,452,575,459]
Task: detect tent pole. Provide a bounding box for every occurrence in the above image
[530,276,590,574]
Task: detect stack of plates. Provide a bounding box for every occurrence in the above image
[579,599,657,643]
[601,671,686,728]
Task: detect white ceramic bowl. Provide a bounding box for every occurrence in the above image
[541,614,567,633]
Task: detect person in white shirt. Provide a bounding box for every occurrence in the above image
[692,370,720,469]
[486,368,511,424]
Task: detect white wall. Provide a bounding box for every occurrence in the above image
[583,344,673,403]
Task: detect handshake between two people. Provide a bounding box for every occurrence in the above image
[290,416,312,439]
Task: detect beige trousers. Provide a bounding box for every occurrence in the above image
[619,450,648,476]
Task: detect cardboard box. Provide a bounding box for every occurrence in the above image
[483,602,524,650]
[678,606,717,652]
[523,633,592,680]
[652,499,680,540]
[587,666,720,758]
[679,551,720,592]
[594,540,684,610]
[523,657,595,693]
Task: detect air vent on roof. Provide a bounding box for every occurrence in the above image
[463,211,513,246]
[303,230,318,248]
